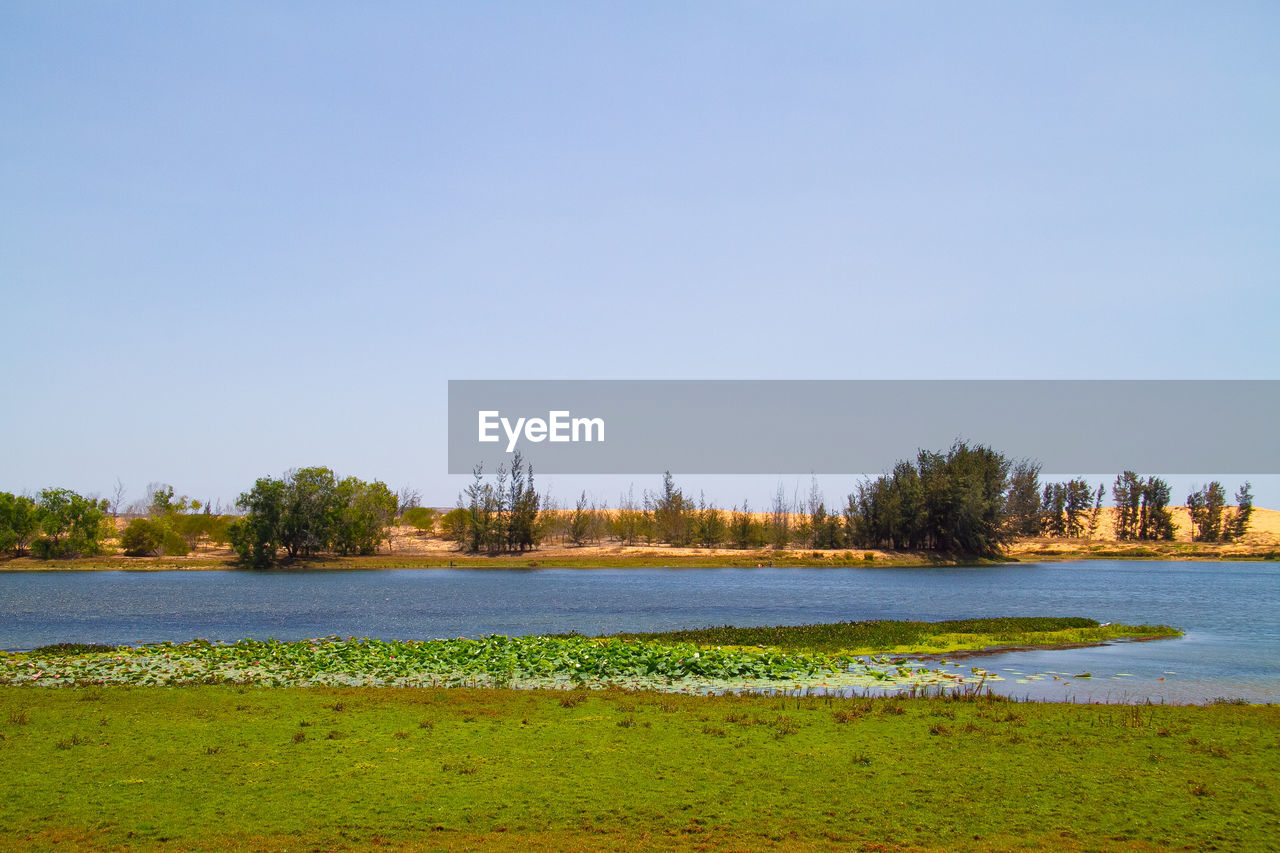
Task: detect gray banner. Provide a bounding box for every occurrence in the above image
[448,380,1279,474]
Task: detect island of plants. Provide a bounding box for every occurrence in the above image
[1,617,1178,695]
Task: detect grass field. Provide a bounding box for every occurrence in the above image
[1,685,1276,851]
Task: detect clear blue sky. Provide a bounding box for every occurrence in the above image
[2,2,1277,510]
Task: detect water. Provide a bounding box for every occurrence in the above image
[2,561,1276,703]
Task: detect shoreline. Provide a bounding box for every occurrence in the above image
[3,545,1277,572]
[5,505,1276,571]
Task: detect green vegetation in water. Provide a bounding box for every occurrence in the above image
[600,616,1181,655]
[0,685,1273,851]
[0,635,894,693]
[0,619,1179,695]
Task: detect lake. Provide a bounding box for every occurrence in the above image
[2,560,1276,703]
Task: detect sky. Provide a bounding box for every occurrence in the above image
[2,2,1277,511]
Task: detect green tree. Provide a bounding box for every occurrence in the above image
[440,507,472,547]
[230,468,396,564]
[461,464,502,553]
[1004,460,1043,538]
[32,488,108,559]
[729,501,764,549]
[650,472,694,547]
[611,486,647,546]
[454,455,541,554]
[1138,476,1175,541]
[505,452,541,553]
[229,476,287,567]
[0,492,40,556]
[848,441,1011,556]
[766,483,791,550]
[1041,483,1067,537]
[569,491,592,546]
[332,477,397,556]
[1112,472,1143,540]
[279,467,340,559]
[1064,478,1095,537]
[693,493,727,548]
[1087,483,1106,539]
[1228,482,1254,540]
[1187,482,1226,542]
[810,501,845,549]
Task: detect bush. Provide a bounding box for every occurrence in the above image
[120,518,163,556]
[401,507,439,534]
[440,508,472,546]
[206,516,235,546]
[120,518,191,557]
[162,527,190,557]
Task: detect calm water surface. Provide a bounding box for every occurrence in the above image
[2,561,1276,703]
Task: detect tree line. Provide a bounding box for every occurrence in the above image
[0,489,110,559]
[441,442,1257,557]
[0,444,1259,563]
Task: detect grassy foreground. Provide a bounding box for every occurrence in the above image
[1,685,1277,852]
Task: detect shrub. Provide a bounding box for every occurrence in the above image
[402,507,439,534]
[162,527,190,557]
[120,518,163,556]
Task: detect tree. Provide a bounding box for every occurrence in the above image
[109,478,127,519]
[1086,483,1105,539]
[846,441,1011,556]
[1187,482,1226,542]
[1004,460,1042,538]
[651,471,694,547]
[1112,472,1143,540]
[229,476,287,567]
[461,464,502,553]
[810,501,845,549]
[453,455,542,554]
[1064,478,1095,537]
[729,501,764,549]
[1228,482,1254,540]
[396,486,422,516]
[1139,476,1175,541]
[569,491,592,546]
[1041,483,1067,537]
[505,452,541,553]
[229,468,396,565]
[767,483,791,550]
[612,486,647,546]
[0,492,40,556]
[279,467,340,559]
[32,488,108,559]
[440,508,472,547]
[332,477,397,555]
[693,492,727,548]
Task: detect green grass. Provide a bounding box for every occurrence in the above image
[601,617,1182,655]
[0,685,1276,851]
